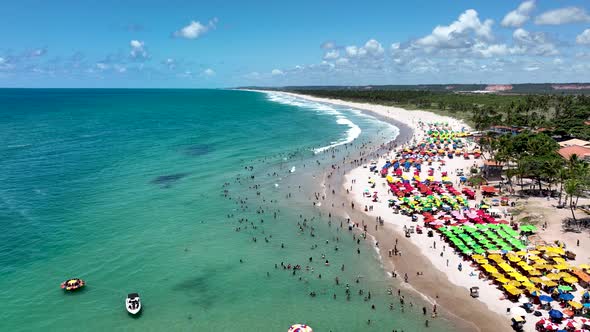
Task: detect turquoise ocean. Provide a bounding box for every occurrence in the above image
[0,89,458,331]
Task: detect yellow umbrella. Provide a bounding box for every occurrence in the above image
[554,263,570,270]
[528,270,542,276]
[569,301,583,310]
[499,263,515,272]
[521,281,535,289]
[547,247,565,255]
[529,277,543,284]
[514,251,527,256]
[482,265,498,273]
[553,257,566,263]
[507,255,521,263]
[546,273,561,280]
[495,276,511,283]
[488,254,502,260]
[506,280,521,287]
[541,280,558,287]
[578,264,590,270]
[472,254,486,260]
[563,277,578,284]
[502,285,523,296]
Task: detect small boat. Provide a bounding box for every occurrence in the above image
[126,293,142,315]
[61,278,85,291]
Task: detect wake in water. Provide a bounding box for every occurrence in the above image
[263,91,362,154]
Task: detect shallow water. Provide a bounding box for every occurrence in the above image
[0,89,458,331]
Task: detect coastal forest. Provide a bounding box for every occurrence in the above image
[289,89,590,140]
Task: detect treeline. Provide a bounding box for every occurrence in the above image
[291,89,590,140]
[483,131,589,221]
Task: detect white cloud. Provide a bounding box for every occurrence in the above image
[271,69,284,76]
[129,40,148,59]
[363,39,384,57]
[535,7,590,25]
[524,66,539,71]
[321,41,335,50]
[323,49,339,60]
[345,46,358,57]
[415,9,494,49]
[577,29,590,45]
[203,68,215,76]
[474,42,511,57]
[501,0,535,27]
[174,18,217,39]
[512,28,558,56]
[343,39,384,59]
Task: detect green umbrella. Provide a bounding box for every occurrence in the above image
[558,285,573,292]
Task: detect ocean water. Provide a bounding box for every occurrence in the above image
[0,89,457,331]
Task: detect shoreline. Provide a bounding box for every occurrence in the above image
[277,91,512,332]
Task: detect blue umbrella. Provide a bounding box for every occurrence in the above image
[539,295,553,302]
[548,309,563,320]
[584,291,590,299]
[584,303,590,308]
[559,293,574,301]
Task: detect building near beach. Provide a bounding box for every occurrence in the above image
[482,160,503,180]
[558,145,590,161]
[558,139,590,148]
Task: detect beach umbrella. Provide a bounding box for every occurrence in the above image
[539,295,554,302]
[558,285,573,292]
[563,318,580,329]
[559,293,575,301]
[549,309,563,320]
[289,324,313,332]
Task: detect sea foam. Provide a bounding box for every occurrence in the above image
[263,91,362,154]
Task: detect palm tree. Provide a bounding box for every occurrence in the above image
[564,178,581,222]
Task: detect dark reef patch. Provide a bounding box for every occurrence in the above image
[150,172,190,188]
[183,144,211,157]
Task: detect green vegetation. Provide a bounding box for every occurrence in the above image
[290,89,590,139]
[484,132,590,222]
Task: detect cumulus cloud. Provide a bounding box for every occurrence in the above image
[271,69,284,76]
[174,18,217,39]
[512,28,558,56]
[501,0,535,27]
[129,40,148,59]
[344,39,384,59]
[415,9,494,49]
[535,7,590,25]
[323,49,339,60]
[577,29,590,45]
[203,68,215,76]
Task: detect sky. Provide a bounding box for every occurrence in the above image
[1,0,590,88]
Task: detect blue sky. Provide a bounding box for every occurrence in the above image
[1,0,589,87]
